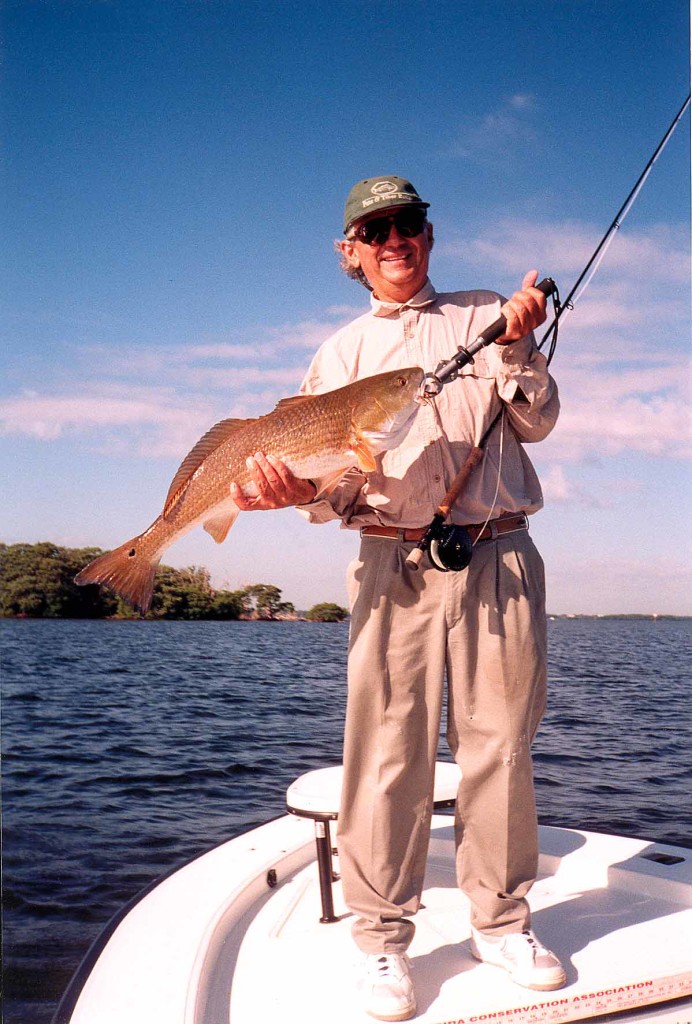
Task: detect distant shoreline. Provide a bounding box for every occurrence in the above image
[547,613,690,621]
[4,544,689,622]
[2,613,689,622]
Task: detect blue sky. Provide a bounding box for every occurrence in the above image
[2,0,690,613]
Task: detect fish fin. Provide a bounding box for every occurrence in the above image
[351,432,378,473]
[163,418,254,518]
[203,506,240,544]
[273,394,313,411]
[74,536,161,615]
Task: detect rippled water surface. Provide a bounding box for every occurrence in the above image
[2,618,690,1023]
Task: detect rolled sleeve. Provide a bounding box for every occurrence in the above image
[292,283,559,528]
[295,497,343,524]
[296,467,369,526]
[493,334,560,442]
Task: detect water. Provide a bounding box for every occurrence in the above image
[2,618,690,1024]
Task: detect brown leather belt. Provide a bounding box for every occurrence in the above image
[360,512,529,545]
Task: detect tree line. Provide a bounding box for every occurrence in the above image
[0,543,348,622]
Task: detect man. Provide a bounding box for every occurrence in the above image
[231,176,563,1021]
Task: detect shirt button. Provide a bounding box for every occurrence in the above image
[433,474,441,482]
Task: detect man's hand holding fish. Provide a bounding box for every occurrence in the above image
[230,452,316,511]
[75,171,564,1021]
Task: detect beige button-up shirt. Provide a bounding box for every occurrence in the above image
[298,279,559,530]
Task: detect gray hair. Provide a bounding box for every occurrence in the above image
[333,218,433,291]
[333,238,373,290]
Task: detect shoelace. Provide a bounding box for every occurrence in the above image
[371,954,406,978]
[522,931,539,961]
[522,930,548,952]
[518,930,557,967]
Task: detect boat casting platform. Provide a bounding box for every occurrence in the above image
[59,771,692,1024]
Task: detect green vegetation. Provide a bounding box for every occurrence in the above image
[146,564,249,620]
[0,542,117,619]
[0,542,348,621]
[241,583,295,621]
[306,602,349,622]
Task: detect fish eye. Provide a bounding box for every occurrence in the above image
[395,376,406,387]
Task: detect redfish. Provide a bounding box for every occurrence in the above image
[75,367,424,613]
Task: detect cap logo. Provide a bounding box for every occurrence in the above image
[371,180,398,195]
[344,175,427,233]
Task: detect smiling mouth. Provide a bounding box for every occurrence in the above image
[381,253,411,263]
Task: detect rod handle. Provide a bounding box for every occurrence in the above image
[405,546,426,570]
[439,446,485,513]
[476,277,556,347]
[405,447,484,572]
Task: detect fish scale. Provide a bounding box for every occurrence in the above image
[75,367,424,613]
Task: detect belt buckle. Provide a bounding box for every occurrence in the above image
[486,512,528,542]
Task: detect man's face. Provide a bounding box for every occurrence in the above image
[340,206,433,303]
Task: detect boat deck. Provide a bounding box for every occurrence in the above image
[64,816,692,1024]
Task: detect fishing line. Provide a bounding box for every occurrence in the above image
[538,93,691,361]
[470,408,505,549]
[409,95,690,572]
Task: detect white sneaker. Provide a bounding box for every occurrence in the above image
[361,953,416,1021]
[470,928,566,991]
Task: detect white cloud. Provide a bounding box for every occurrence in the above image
[440,216,691,468]
[0,387,217,459]
[537,462,644,510]
[0,306,363,454]
[0,391,186,440]
[76,307,363,385]
[3,220,689,479]
[267,315,360,351]
[509,94,535,110]
[444,218,690,284]
[444,95,539,158]
[539,464,575,503]
[545,393,688,460]
[181,343,265,360]
[544,550,692,615]
[174,366,304,392]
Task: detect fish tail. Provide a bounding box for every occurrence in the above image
[74,537,160,615]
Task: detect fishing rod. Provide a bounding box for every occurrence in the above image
[537,92,691,365]
[420,276,560,398]
[407,94,690,573]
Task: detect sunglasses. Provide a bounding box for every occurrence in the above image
[352,208,428,246]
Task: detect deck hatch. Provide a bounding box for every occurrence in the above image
[640,851,685,866]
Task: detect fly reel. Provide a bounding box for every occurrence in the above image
[428,524,473,573]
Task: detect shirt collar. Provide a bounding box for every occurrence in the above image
[370,279,437,318]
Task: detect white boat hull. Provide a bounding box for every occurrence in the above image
[57,816,692,1024]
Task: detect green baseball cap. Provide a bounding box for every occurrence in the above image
[343,175,429,234]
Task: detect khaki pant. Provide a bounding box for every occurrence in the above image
[338,530,547,954]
